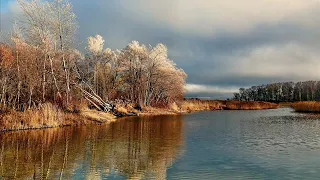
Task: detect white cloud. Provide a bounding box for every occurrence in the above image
[2,0,320,99]
[227,43,320,81]
[120,0,319,36]
[185,83,239,94]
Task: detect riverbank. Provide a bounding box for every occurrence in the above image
[0,103,116,132]
[221,100,280,110]
[179,100,279,111]
[292,101,320,113]
[0,100,279,132]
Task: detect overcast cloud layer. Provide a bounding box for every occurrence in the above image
[2,0,320,99]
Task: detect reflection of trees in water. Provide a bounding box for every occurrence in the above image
[0,115,184,179]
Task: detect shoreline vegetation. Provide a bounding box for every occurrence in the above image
[0,0,186,132]
[0,100,280,132]
[0,0,313,133]
[0,0,279,133]
[233,81,320,114]
[291,102,320,113]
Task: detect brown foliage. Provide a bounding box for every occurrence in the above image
[179,100,279,112]
[0,44,14,68]
[0,103,63,131]
[292,101,320,113]
[180,100,223,112]
[0,103,115,132]
[223,100,279,110]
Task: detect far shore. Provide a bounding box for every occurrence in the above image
[0,100,279,132]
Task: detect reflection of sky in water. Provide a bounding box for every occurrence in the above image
[2,108,320,179]
[168,108,320,179]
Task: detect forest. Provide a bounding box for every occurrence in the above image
[233,81,320,102]
[0,0,187,113]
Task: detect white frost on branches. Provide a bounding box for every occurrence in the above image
[87,34,105,56]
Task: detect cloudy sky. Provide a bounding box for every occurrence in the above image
[2,0,320,99]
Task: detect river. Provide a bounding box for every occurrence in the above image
[1,108,320,179]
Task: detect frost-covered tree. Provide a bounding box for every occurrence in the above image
[8,0,80,107]
[80,36,187,106]
[87,35,105,56]
[0,0,187,112]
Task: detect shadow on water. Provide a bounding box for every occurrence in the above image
[0,115,185,180]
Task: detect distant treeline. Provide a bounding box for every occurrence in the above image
[233,81,320,102]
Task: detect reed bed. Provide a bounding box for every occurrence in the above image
[223,101,279,110]
[292,101,320,113]
[80,108,116,123]
[0,103,64,131]
[178,100,279,111]
[179,100,223,112]
[0,100,281,132]
[0,103,115,132]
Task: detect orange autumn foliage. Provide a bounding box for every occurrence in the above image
[0,44,14,68]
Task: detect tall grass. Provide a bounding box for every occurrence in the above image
[178,100,279,112]
[80,108,116,123]
[223,101,279,110]
[0,100,281,132]
[0,103,116,132]
[292,102,320,113]
[179,100,223,112]
[0,103,63,131]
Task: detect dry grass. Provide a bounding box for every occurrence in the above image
[170,102,180,112]
[113,103,140,116]
[292,101,320,113]
[0,103,64,131]
[0,103,116,132]
[0,100,281,132]
[278,102,294,108]
[179,100,223,112]
[116,106,129,114]
[112,103,179,116]
[139,106,178,116]
[223,101,279,110]
[139,100,279,115]
[80,108,116,123]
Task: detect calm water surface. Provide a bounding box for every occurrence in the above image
[1,108,320,179]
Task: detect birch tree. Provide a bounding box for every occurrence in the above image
[17,0,78,106]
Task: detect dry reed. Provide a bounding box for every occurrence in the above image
[80,108,116,123]
[179,100,223,112]
[0,100,281,132]
[223,101,279,110]
[292,101,320,113]
[0,103,64,131]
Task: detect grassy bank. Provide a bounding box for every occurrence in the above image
[178,100,279,112]
[0,100,280,132]
[0,103,116,132]
[292,102,320,113]
[179,100,223,112]
[278,102,295,108]
[222,100,279,110]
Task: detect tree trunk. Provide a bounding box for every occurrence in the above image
[42,55,47,102]
[62,55,70,106]
[1,78,7,108]
[29,88,33,109]
[50,56,61,99]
